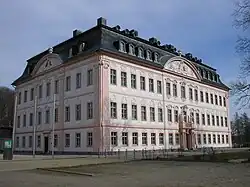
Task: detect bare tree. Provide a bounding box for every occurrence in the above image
[0,87,14,127]
[231,0,250,108]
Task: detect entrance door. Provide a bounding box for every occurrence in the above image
[44,137,49,154]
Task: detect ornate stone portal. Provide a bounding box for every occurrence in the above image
[179,110,196,150]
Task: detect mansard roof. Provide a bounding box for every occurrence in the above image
[12,17,229,90]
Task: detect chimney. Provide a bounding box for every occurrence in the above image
[97,17,107,26]
[73,30,82,37]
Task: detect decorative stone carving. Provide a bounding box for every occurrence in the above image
[121,96,127,103]
[131,98,136,104]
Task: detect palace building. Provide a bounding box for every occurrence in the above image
[12,17,231,154]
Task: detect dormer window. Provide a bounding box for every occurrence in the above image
[146,50,152,61]
[137,47,144,58]
[119,41,126,52]
[200,68,204,77]
[128,44,135,56]
[154,52,159,62]
[205,71,208,79]
[68,48,73,58]
[209,72,213,80]
[79,42,85,53]
[214,74,218,82]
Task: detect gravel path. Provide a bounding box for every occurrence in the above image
[0,161,249,187]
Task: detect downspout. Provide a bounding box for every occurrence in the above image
[161,71,167,150]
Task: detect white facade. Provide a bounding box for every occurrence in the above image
[13,52,231,154]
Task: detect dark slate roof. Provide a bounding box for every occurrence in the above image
[12,17,229,90]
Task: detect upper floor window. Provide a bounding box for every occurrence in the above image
[110,102,117,119]
[24,90,27,103]
[76,73,81,89]
[157,80,162,94]
[181,85,186,99]
[138,47,144,58]
[189,88,193,100]
[66,76,71,91]
[141,106,147,121]
[65,106,70,122]
[131,74,137,89]
[119,41,126,52]
[140,76,146,90]
[173,84,177,97]
[87,69,93,86]
[110,69,117,85]
[166,82,171,95]
[215,95,218,105]
[30,88,34,101]
[154,52,159,62]
[205,92,209,103]
[210,93,214,104]
[121,103,128,119]
[149,78,154,92]
[75,104,81,121]
[194,89,198,101]
[18,92,21,104]
[54,80,59,94]
[39,85,43,98]
[200,91,204,102]
[45,109,50,124]
[150,107,155,121]
[146,50,152,61]
[121,72,127,87]
[223,97,226,107]
[46,82,51,97]
[219,96,222,106]
[128,44,135,55]
[87,102,93,119]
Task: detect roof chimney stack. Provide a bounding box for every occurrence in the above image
[97,17,107,26]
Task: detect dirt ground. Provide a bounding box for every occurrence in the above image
[0,161,250,187]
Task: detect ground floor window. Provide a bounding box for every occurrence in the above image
[132,132,138,145]
[37,135,41,148]
[159,133,164,145]
[111,132,117,146]
[65,134,70,147]
[142,133,147,145]
[16,137,19,148]
[28,136,32,148]
[75,133,81,147]
[169,133,173,145]
[22,136,26,148]
[87,132,93,147]
[197,134,201,145]
[175,133,179,145]
[54,134,58,147]
[122,132,128,146]
[151,133,156,145]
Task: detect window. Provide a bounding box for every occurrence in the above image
[146,50,152,60]
[87,69,93,86]
[17,116,21,128]
[37,135,41,148]
[75,104,81,121]
[158,108,163,122]
[54,80,59,94]
[122,132,128,146]
[65,134,70,147]
[196,113,200,125]
[181,86,186,98]
[18,92,21,104]
[39,85,43,98]
[121,103,128,119]
[159,133,164,145]
[75,133,81,147]
[132,105,137,120]
[129,44,135,55]
[210,94,214,104]
[151,133,156,145]
[28,136,32,148]
[45,110,50,124]
[208,134,211,144]
[213,134,216,144]
[119,41,126,52]
[76,73,81,89]
[174,110,178,122]
[183,111,187,122]
[173,84,177,97]
[121,72,127,87]
[150,107,155,121]
[54,135,58,147]
[87,132,93,147]
[65,106,70,122]
[194,89,198,101]
[212,115,215,126]
[110,102,117,118]
[200,91,204,102]
[66,76,71,91]
[207,114,210,126]
[225,117,228,127]
[205,92,209,103]
[29,113,33,126]
[169,133,173,145]
[157,80,162,94]
[216,116,220,126]
[217,134,221,144]
[131,74,136,89]
[110,69,117,85]
[138,47,144,58]
[221,116,224,127]
[16,137,20,148]
[223,97,226,107]
[22,136,26,148]
[24,90,27,102]
[203,134,207,144]
[215,95,218,105]
[154,52,159,62]
[222,134,225,144]
[167,109,172,122]
[219,96,222,106]
[190,112,194,123]
[226,135,229,144]
[141,106,147,121]
[46,82,51,96]
[140,76,146,90]
[166,82,171,95]
[189,88,193,100]
[197,134,201,144]
[38,112,42,125]
[54,108,58,123]
[23,114,26,127]
[149,78,154,92]
[132,132,138,145]
[142,133,147,145]
[30,88,34,101]
[111,132,117,146]
[175,133,180,145]
[202,114,205,125]
[87,102,93,119]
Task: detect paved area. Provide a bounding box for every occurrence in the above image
[0,161,249,187]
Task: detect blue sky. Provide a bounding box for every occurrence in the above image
[0,0,244,117]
